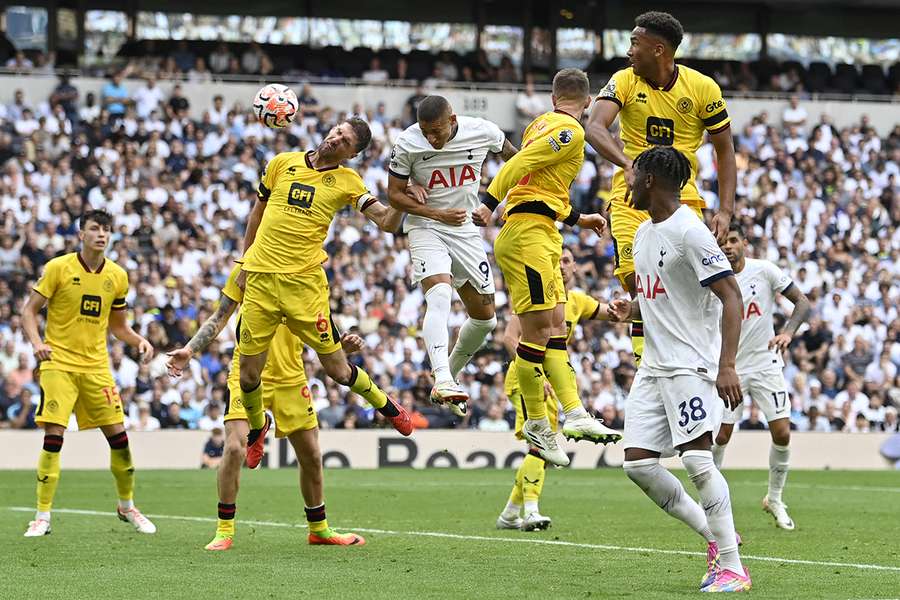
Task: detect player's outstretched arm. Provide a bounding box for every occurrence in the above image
[498,138,519,161]
[607,298,638,323]
[769,284,812,352]
[22,291,52,361]
[109,308,154,364]
[585,100,633,178]
[362,198,408,232]
[708,127,737,244]
[387,175,465,226]
[708,275,743,409]
[166,294,239,376]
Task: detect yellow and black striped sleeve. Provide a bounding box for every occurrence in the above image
[112,271,128,310]
[257,153,283,202]
[699,76,731,134]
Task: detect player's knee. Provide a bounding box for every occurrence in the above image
[623,457,660,487]
[771,429,790,447]
[224,436,246,462]
[238,370,261,392]
[324,361,352,385]
[681,450,716,484]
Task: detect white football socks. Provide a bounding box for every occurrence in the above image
[423,283,453,383]
[682,450,743,574]
[623,457,714,543]
[768,443,790,504]
[448,316,497,378]
[501,501,521,520]
[711,443,726,469]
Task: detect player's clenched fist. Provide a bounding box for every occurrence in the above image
[577,213,607,236]
[607,299,632,322]
[435,208,468,226]
[472,204,493,227]
[33,341,52,362]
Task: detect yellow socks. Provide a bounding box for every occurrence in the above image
[515,343,547,420]
[36,434,63,512]
[305,504,329,534]
[348,364,387,410]
[631,320,644,365]
[521,452,547,509]
[240,383,266,430]
[106,431,135,503]
[217,503,236,537]
[542,336,580,413]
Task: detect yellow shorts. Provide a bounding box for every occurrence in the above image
[36,369,124,429]
[494,214,565,314]
[609,201,703,283]
[226,380,318,437]
[240,269,341,357]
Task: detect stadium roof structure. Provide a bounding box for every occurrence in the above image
[7,0,900,39]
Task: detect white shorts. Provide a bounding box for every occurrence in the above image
[623,370,724,454]
[408,227,495,293]
[722,367,790,425]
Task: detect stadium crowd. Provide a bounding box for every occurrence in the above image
[0,72,897,435]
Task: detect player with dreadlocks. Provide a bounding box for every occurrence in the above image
[608,146,751,592]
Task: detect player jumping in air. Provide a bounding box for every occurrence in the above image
[608,146,750,592]
[21,210,157,537]
[713,224,811,531]
[497,247,616,531]
[586,10,737,365]
[475,68,620,467]
[167,264,367,549]
[238,118,413,466]
[387,95,518,416]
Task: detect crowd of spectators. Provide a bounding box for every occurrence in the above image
[0,69,897,437]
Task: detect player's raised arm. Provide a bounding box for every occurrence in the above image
[708,274,743,409]
[166,293,240,376]
[769,283,812,353]
[497,138,519,161]
[586,95,632,176]
[22,290,52,361]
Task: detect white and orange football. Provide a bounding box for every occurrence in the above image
[252,83,298,129]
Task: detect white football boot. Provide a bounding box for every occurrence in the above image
[24,518,51,537]
[562,413,622,445]
[762,495,795,531]
[496,514,524,530]
[522,419,569,467]
[430,380,468,417]
[118,506,157,534]
[521,512,552,531]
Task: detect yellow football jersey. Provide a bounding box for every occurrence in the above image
[488,110,585,223]
[222,264,305,387]
[243,151,376,274]
[504,289,600,395]
[597,65,730,208]
[33,253,129,373]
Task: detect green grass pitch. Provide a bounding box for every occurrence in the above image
[2,468,899,599]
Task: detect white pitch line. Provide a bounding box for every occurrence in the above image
[9,506,900,573]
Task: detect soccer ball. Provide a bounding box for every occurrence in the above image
[252,84,298,129]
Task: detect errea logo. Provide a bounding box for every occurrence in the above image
[702,253,726,266]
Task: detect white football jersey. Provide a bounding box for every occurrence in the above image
[633,205,733,380]
[734,258,793,375]
[388,115,505,234]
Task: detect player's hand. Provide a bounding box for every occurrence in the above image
[435,208,468,226]
[235,267,247,291]
[716,366,742,410]
[710,211,732,245]
[607,299,632,322]
[137,338,155,364]
[542,380,555,400]
[340,332,365,355]
[768,332,793,353]
[472,204,493,227]
[165,346,193,377]
[33,341,52,362]
[577,213,607,236]
[406,183,428,204]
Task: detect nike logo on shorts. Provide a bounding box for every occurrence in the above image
[685,423,702,435]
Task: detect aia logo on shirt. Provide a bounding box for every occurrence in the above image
[427,165,477,189]
[635,273,667,300]
[743,302,762,320]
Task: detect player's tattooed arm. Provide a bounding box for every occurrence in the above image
[770,284,812,352]
[188,295,239,355]
[498,138,518,161]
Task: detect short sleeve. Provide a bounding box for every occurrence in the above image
[765,261,793,294]
[483,120,505,154]
[346,171,377,212]
[579,294,601,321]
[698,76,730,134]
[112,270,129,310]
[33,259,60,299]
[222,264,244,304]
[388,140,412,180]
[257,153,283,202]
[596,69,632,108]
[682,225,733,287]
